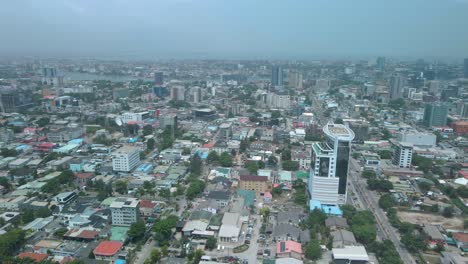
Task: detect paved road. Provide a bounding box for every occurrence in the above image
[135,240,155,264]
[348,158,416,264]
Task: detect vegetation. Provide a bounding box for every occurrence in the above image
[377,150,392,159]
[304,240,322,260]
[282,160,299,171]
[128,221,146,242]
[189,155,202,176]
[378,193,396,210]
[153,215,178,246]
[0,229,27,259]
[205,236,217,250]
[115,180,128,194]
[219,152,233,167]
[186,180,205,199]
[232,244,249,253]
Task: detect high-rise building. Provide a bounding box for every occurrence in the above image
[42,67,63,87]
[288,72,303,90]
[112,146,140,172]
[266,92,291,109]
[389,74,405,100]
[159,114,178,129]
[170,86,185,101]
[308,122,354,205]
[423,103,448,127]
[192,87,202,103]
[271,66,283,87]
[154,71,164,86]
[110,197,140,226]
[464,58,468,78]
[392,142,413,168]
[376,57,386,71]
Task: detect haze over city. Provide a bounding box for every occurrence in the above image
[1,0,468,59]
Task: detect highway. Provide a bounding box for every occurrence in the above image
[348,158,416,264]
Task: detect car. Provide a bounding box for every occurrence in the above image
[245,240,250,244]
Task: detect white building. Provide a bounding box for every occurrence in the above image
[121,112,150,124]
[110,197,140,226]
[399,131,436,148]
[393,142,413,168]
[112,146,140,172]
[266,93,291,109]
[309,122,354,205]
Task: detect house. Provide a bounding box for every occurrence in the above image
[422,224,445,247]
[63,228,99,241]
[239,175,269,195]
[332,246,369,263]
[218,212,241,243]
[277,171,293,189]
[206,191,231,207]
[93,241,124,261]
[139,200,158,218]
[273,223,310,243]
[75,172,94,185]
[18,252,49,263]
[325,216,349,230]
[453,232,468,252]
[331,230,357,248]
[276,241,303,260]
[277,208,305,226]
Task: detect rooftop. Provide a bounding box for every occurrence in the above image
[240,175,268,182]
[93,241,124,256]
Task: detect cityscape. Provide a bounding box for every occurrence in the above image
[0,1,468,264]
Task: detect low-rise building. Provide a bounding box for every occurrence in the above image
[110,197,139,226]
[239,175,268,195]
[276,241,303,260]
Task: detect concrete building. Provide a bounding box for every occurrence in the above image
[393,142,413,168]
[389,73,405,100]
[110,197,139,226]
[288,72,303,90]
[266,92,291,109]
[159,114,178,129]
[423,103,448,127]
[309,122,354,205]
[271,66,283,87]
[192,86,202,103]
[121,112,150,124]
[239,175,268,195]
[112,146,140,172]
[154,71,163,85]
[399,131,436,147]
[170,86,185,101]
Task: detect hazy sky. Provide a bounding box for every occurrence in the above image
[1,0,468,59]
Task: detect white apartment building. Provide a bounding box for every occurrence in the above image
[110,198,140,226]
[112,146,140,172]
[121,112,150,124]
[393,142,413,168]
[398,131,436,148]
[266,93,291,109]
[309,122,354,205]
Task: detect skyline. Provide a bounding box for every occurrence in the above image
[1,0,468,60]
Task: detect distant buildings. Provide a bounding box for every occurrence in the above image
[392,142,413,168]
[0,88,34,113]
[159,114,178,129]
[121,111,150,124]
[266,92,290,109]
[288,72,303,90]
[42,67,63,87]
[110,197,139,226]
[423,103,448,127]
[389,73,405,100]
[154,71,164,85]
[112,146,140,172]
[271,66,283,87]
[192,87,202,103]
[376,57,386,71]
[309,122,354,205]
[170,86,185,101]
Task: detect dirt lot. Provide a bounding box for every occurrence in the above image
[397,211,464,229]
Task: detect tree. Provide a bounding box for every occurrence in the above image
[260,207,270,223]
[0,229,26,259]
[153,215,179,245]
[367,178,393,192]
[388,98,405,110]
[219,152,233,167]
[430,204,439,213]
[190,155,202,176]
[207,151,219,164]
[352,224,376,245]
[143,125,154,136]
[36,117,50,127]
[205,236,217,250]
[379,193,396,210]
[147,138,155,151]
[0,148,18,157]
[54,227,68,238]
[401,233,427,253]
[457,186,468,198]
[159,188,171,200]
[271,110,281,119]
[282,160,299,171]
[381,128,392,140]
[377,150,392,159]
[417,181,432,193]
[267,155,278,166]
[186,180,206,199]
[294,191,308,206]
[115,180,128,194]
[304,240,322,260]
[245,161,259,174]
[443,206,455,218]
[149,248,161,263]
[412,154,432,173]
[362,170,376,179]
[239,139,250,153]
[271,186,283,197]
[0,177,12,191]
[128,221,146,242]
[281,149,291,161]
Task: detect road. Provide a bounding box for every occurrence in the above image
[348,158,416,264]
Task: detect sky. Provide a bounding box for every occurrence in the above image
[1,0,468,60]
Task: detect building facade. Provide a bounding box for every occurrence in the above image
[392,142,413,168]
[110,198,139,226]
[112,146,140,172]
[423,103,448,127]
[309,122,354,205]
[389,74,405,100]
[271,66,283,87]
[239,175,268,194]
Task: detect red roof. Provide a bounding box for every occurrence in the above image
[240,175,268,182]
[139,200,156,208]
[276,241,303,254]
[18,252,48,262]
[36,142,55,148]
[460,163,468,168]
[93,241,123,256]
[453,232,468,243]
[458,170,468,179]
[64,229,98,240]
[75,173,94,179]
[202,143,215,148]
